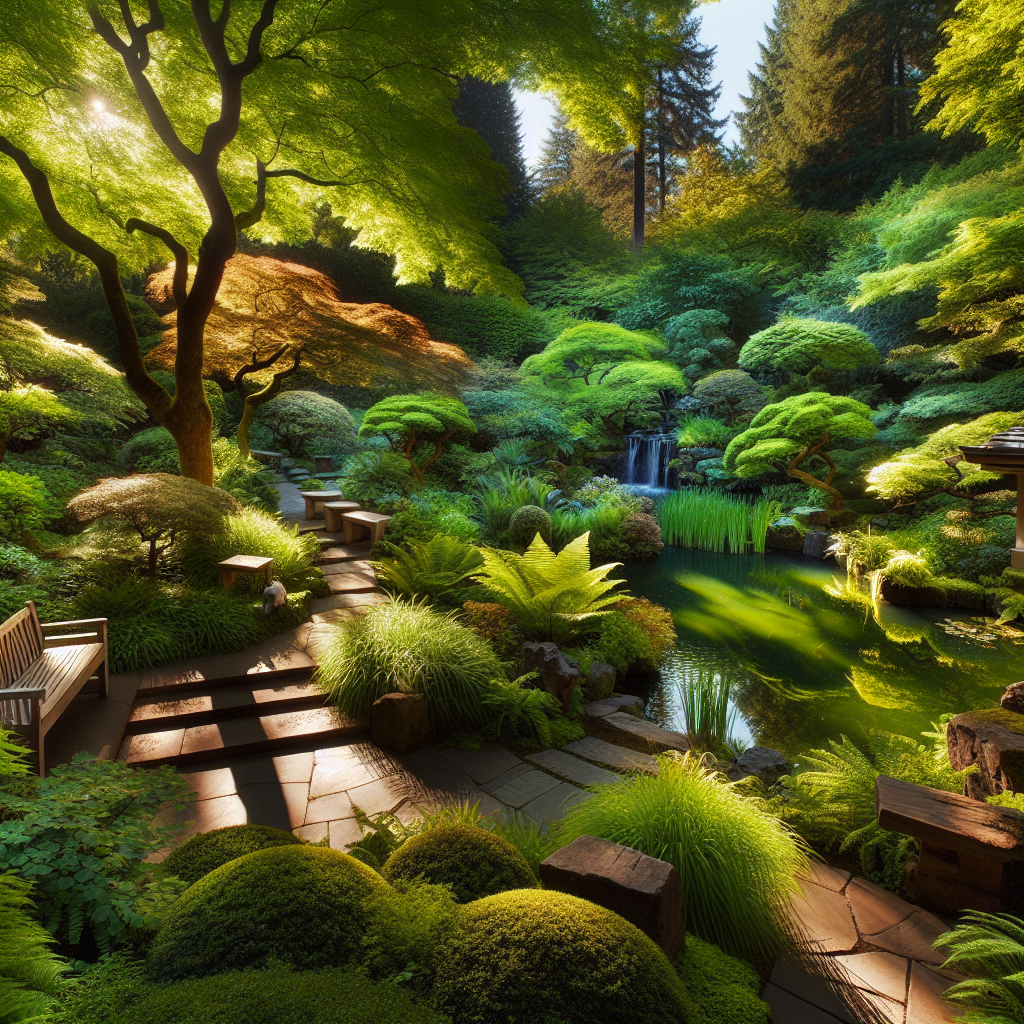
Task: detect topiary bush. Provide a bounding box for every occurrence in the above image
[509,504,552,546]
[381,823,537,903]
[162,825,302,887]
[82,965,449,1024]
[676,935,772,1024]
[429,888,697,1024]
[254,391,357,458]
[146,846,388,982]
[120,427,180,474]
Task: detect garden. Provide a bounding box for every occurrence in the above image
[2,0,1024,1022]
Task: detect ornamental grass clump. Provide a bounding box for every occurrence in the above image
[315,600,502,734]
[558,753,808,962]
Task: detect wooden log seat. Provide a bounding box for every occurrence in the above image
[301,489,343,520]
[876,774,1024,913]
[341,511,392,547]
[217,554,274,590]
[323,501,361,533]
[0,600,109,776]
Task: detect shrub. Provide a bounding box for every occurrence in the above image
[691,369,768,422]
[738,318,880,376]
[254,391,356,458]
[676,935,772,1024]
[146,846,387,982]
[509,504,551,546]
[120,427,180,474]
[676,415,732,449]
[381,823,537,903]
[0,755,191,953]
[430,888,696,1024]
[461,601,523,661]
[0,469,49,540]
[372,535,483,606]
[558,754,808,962]
[162,825,302,887]
[0,872,66,1024]
[314,601,503,734]
[618,597,677,662]
[179,507,320,590]
[80,966,449,1024]
[472,533,625,645]
[339,451,414,507]
[622,512,664,558]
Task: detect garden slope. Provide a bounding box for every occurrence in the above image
[145,254,474,399]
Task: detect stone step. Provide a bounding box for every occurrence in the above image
[326,571,378,595]
[561,736,659,773]
[136,656,315,697]
[319,544,373,562]
[126,679,326,734]
[588,712,689,755]
[118,706,366,769]
[320,560,374,576]
[525,748,623,788]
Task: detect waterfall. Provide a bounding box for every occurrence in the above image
[622,434,676,489]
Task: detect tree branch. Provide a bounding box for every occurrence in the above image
[234,160,267,231]
[125,218,190,307]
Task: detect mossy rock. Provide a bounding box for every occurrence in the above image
[676,935,771,1024]
[146,845,388,982]
[162,824,302,887]
[380,823,537,903]
[429,889,697,1024]
[109,967,448,1024]
[880,578,986,610]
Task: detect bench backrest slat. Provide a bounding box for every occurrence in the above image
[0,602,44,688]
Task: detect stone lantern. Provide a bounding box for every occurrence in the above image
[959,426,1024,570]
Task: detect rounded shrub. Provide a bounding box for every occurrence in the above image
[146,845,388,982]
[254,391,356,457]
[106,967,448,1024]
[162,825,302,887]
[430,889,696,1024]
[622,512,664,558]
[381,823,537,903]
[676,935,772,1024]
[509,504,551,546]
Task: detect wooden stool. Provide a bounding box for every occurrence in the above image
[218,555,274,590]
[302,489,342,520]
[341,511,391,547]
[323,500,361,533]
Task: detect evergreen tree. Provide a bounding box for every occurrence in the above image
[533,110,578,194]
[568,140,636,238]
[453,77,530,218]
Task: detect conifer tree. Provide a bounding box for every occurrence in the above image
[533,111,578,194]
[736,0,794,164]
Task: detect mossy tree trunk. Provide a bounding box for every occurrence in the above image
[786,440,844,510]
[234,345,302,459]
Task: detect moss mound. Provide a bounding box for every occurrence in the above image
[676,936,772,1024]
[381,823,537,903]
[162,825,302,886]
[146,846,388,982]
[429,889,696,1024]
[111,967,447,1024]
[509,504,551,546]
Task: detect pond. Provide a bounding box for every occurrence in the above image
[625,546,1024,759]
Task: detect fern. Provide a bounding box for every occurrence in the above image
[372,535,483,605]
[937,912,1024,1024]
[471,532,625,644]
[483,677,559,748]
[0,872,66,1024]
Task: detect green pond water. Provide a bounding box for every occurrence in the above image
[625,547,1024,759]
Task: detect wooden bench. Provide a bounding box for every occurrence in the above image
[341,511,391,547]
[876,774,1024,912]
[302,489,343,520]
[217,555,274,589]
[323,500,361,533]
[0,601,108,776]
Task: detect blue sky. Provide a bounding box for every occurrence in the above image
[515,0,778,165]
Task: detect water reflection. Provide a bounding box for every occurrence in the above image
[625,547,1024,757]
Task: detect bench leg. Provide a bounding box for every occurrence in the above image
[343,520,357,545]
[97,655,109,700]
[325,506,340,533]
[218,568,236,589]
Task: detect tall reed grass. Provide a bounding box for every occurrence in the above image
[677,667,739,754]
[659,489,781,556]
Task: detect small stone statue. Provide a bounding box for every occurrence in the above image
[262,580,287,616]
[1000,681,1024,714]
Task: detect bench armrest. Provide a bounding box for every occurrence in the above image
[41,617,108,631]
[41,617,107,649]
[0,687,46,701]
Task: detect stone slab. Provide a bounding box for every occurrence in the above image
[763,984,849,1024]
[868,908,951,966]
[293,822,328,843]
[329,816,363,850]
[521,781,590,824]
[583,695,644,718]
[562,735,658,773]
[525,748,623,788]
[321,561,375,577]
[346,774,409,817]
[309,754,379,798]
[789,879,859,953]
[435,743,523,784]
[848,876,915,936]
[906,961,961,1023]
[591,711,689,753]
[480,763,534,795]
[769,956,859,1024]
[45,694,135,766]
[802,862,852,894]
[326,572,379,594]
[304,789,355,825]
[835,952,910,1004]
[490,768,562,808]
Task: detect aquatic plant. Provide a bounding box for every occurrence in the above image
[677,668,740,754]
[659,489,780,555]
[558,753,808,961]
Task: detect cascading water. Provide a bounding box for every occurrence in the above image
[623,433,676,490]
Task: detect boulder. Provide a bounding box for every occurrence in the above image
[767,520,803,552]
[539,835,684,960]
[725,747,788,787]
[880,579,986,610]
[1001,682,1024,715]
[801,531,831,559]
[947,707,1024,798]
[371,692,433,754]
[586,662,616,701]
[521,642,579,713]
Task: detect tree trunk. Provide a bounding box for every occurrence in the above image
[881,40,895,140]
[895,38,907,141]
[632,133,646,252]
[787,443,843,509]
[148,537,159,580]
[235,350,301,459]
